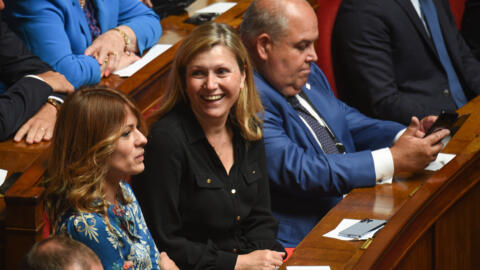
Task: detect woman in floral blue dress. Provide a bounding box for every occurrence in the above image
[43,88,178,270]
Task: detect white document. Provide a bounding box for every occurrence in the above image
[113,44,173,77]
[194,2,237,14]
[287,267,331,270]
[323,219,384,241]
[0,169,7,186]
[424,153,456,171]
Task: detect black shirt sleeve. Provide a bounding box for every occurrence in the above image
[240,140,285,253]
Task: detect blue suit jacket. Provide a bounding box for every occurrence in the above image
[4,0,161,88]
[255,63,404,247]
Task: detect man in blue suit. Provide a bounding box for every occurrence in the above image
[239,0,450,247]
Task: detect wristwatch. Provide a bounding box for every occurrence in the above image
[47,97,62,111]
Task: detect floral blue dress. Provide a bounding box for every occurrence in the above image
[56,182,160,270]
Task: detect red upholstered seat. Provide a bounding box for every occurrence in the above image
[283,247,295,262]
[316,0,342,97]
[449,0,466,29]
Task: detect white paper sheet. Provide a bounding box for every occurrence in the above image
[113,44,172,77]
[287,267,331,270]
[0,169,7,186]
[323,219,384,241]
[424,153,456,171]
[194,2,237,14]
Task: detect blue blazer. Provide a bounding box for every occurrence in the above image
[255,63,404,247]
[4,0,161,88]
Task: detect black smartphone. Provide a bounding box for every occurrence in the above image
[424,111,469,137]
[184,12,218,25]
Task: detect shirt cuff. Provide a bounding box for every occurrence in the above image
[47,95,64,104]
[372,147,394,182]
[393,128,406,143]
[25,74,45,82]
[25,75,64,104]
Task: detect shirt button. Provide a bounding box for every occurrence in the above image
[252,170,256,174]
[236,216,241,221]
[206,178,212,184]
[233,248,238,253]
[231,189,236,194]
[443,89,450,96]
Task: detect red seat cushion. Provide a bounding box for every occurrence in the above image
[316,0,342,97]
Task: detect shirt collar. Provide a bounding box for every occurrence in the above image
[176,102,206,144]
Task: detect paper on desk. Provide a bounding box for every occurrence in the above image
[287,267,331,270]
[0,169,6,186]
[113,44,172,77]
[323,219,384,241]
[194,2,237,14]
[424,153,456,171]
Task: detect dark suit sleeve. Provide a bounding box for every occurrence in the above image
[133,127,238,270]
[0,20,52,140]
[0,20,51,84]
[332,3,434,124]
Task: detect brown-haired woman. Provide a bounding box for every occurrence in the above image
[43,87,177,270]
[133,22,285,270]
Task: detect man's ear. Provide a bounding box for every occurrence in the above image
[256,33,273,61]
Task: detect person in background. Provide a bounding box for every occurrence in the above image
[239,0,449,247]
[0,0,74,143]
[43,88,178,270]
[332,0,480,125]
[461,0,480,61]
[21,235,104,270]
[139,0,153,8]
[3,0,162,89]
[133,22,285,269]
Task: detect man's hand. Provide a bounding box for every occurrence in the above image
[159,252,179,270]
[37,71,74,94]
[13,103,57,144]
[390,117,450,175]
[235,250,285,270]
[418,115,438,136]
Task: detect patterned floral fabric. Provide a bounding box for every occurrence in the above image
[57,182,161,270]
[82,0,101,40]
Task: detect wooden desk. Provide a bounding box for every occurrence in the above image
[0,1,252,268]
[281,97,480,269]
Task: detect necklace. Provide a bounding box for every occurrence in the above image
[79,0,85,8]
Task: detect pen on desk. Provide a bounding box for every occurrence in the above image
[360,225,383,250]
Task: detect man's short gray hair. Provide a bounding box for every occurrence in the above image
[239,0,289,46]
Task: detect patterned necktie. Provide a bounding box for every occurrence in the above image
[288,96,340,154]
[83,0,101,40]
[419,0,468,108]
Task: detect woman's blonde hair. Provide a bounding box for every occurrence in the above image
[152,22,263,140]
[43,87,146,231]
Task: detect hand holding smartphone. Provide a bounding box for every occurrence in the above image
[424,111,469,137]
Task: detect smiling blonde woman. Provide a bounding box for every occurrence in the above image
[133,22,285,270]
